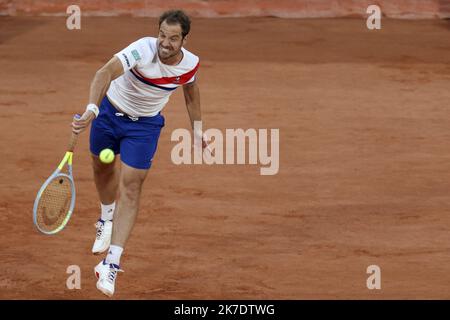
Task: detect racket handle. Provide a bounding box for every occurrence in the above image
[68,132,78,152]
[68,114,81,152]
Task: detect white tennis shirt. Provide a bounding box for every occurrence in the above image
[107,37,200,117]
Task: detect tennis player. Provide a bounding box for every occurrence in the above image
[71,10,206,297]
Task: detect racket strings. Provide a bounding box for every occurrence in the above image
[36,175,73,232]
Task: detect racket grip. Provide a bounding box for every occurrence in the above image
[68,114,81,152]
[68,132,78,152]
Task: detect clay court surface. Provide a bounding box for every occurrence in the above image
[1,17,450,299]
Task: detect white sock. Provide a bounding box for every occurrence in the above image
[101,202,115,221]
[106,245,123,266]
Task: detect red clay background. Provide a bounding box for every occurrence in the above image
[1,0,450,19]
[1,15,450,299]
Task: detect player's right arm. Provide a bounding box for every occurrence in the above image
[72,38,150,134]
[89,56,124,107]
[72,56,124,134]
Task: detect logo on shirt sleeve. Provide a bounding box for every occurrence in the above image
[131,49,141,61]
[122,53,130,67]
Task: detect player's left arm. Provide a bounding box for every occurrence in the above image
[183,81,208,149]
[183,81,201,129]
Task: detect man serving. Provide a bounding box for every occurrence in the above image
[72,9,205,297]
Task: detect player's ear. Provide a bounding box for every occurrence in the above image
[182,35,188,46]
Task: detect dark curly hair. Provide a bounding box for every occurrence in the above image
[159,10,191,38]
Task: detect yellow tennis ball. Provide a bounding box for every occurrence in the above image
[99,149,115,164]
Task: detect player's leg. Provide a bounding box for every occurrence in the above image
[95,112,164,297]
[111,162,148,247]
[95,162,147,297]
[92,154,119,205]
[104,121,162,260]
[89,96,121,254]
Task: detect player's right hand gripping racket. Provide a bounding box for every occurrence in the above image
[33,124,79,235]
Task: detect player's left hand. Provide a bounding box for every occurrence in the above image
[194,129,213,155]
[202,134,209,150]
[201,133,213,156]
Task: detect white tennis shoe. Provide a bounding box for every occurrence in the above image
[94,259,123,297]
[92,219,112,254]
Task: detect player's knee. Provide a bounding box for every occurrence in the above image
[120,179,143,200]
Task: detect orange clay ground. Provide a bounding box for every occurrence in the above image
[1,17,450,299]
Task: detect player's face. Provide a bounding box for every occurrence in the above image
[157,21,185,60]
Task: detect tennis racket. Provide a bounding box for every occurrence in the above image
[33,123,79,235]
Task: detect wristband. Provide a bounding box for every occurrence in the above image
[86,103,99,118]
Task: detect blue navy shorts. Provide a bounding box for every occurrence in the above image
[89,96,165,170]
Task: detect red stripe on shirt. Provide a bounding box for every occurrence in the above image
[133,62,199,85]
